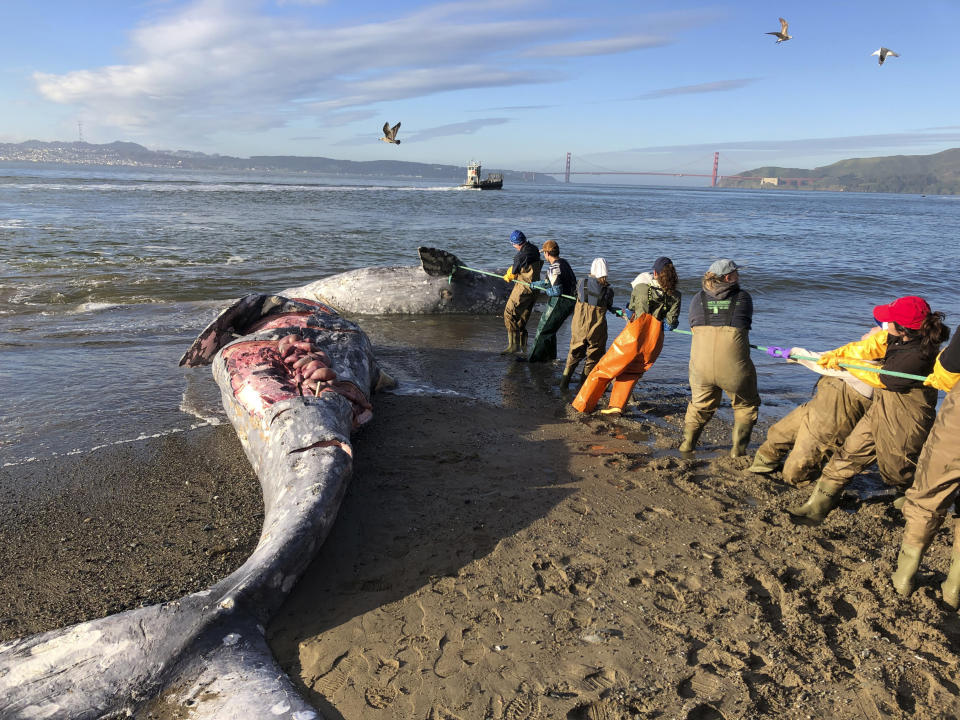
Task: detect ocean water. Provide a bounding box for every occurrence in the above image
[2,161,959,466]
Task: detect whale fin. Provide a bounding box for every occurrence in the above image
[418,246,465,277]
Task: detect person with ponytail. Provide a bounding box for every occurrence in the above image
[571,257,680,416]
[788,296,950,526]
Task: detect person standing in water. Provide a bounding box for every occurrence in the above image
[560,257,614,389]
[680,259,759,456]
[501,230,542,356]
[525,240,576,363]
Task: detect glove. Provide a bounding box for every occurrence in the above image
[545,284,561,297]
[766,346,790,360]
[530,280,548,291]
[818,351,841,370]
[668,321,679,330]
[503,269,515,283]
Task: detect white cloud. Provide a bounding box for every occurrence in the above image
[526,34,671,58]
[629,79,757,101]
[30,0,695,144]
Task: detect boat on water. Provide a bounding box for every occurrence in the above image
[461,161,503,190]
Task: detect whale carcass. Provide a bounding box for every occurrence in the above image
[284,246,510,314]
[0,294,391,718]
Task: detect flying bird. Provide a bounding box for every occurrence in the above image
[871,47,899,66]
[766,17,792,43]
[380,121,401,145]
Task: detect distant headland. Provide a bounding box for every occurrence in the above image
[0,140,557,185]
[719,147,960,195]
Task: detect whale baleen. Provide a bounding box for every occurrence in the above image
[0,294,391,718]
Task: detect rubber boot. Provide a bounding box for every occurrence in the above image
[891,542,927,597]
[730,422,755,458]
[559,367,574,389]
[747,452,780,474]
[786,480,842,526]
[942,552,960,609]
[500,330,518,355]
[678,425,704,453]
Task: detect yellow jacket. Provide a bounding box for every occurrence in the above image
[925,353,960,392]
[818,331,888,389]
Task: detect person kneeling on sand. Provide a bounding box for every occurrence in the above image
[524,240,576,363]
[890,326,960,605]
[571,257,680,416]
[501,230,543,355]
[788,296,949,526]
[560,257,615,389]
[679,259,759,456]
[746,333,877,485]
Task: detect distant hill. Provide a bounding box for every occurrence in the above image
[719,148,960,194]
[0,140,557,184]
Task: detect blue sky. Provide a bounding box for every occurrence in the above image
[2,0,959,178]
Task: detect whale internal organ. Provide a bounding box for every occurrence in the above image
[0,294,384,719]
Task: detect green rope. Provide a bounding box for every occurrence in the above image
[455,264,931,384]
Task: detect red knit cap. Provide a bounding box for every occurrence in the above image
[873,296,930,330]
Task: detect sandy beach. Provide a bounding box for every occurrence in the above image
[3,366,960,719]
[266,385,960,720]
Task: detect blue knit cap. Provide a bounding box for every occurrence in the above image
[510,230,526,245]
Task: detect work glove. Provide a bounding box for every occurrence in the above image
[817,351,841,370]
[530,280,549,291]
[609,306,625,318]
[545,284,561,297]
[766,346,791,360]
[503,268,515,283]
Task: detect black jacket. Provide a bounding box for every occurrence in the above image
[510,242,540,275]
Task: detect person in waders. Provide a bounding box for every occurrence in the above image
[788,296,949,526]
[571,257,680,416]
[524,240,576,363]
[679,259,759,456]
[501,230,543,356]
[891,327,960,605]
[560,257,614,389]
[746,332,877,485]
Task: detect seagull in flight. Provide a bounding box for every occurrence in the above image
[766,17,792,43]
[380,121,401,145]
[871,47,899,66]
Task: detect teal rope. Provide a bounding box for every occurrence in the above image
[454,264,930,384]
[666,330,928,382]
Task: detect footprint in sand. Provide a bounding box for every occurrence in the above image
[310,650,356,697]
[583,667,616,691]
[503,690,542,720]
[434,627,466,678]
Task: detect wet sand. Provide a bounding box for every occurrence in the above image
[3,358,960,718]
[269,384,960,720]
[0,424,263,642]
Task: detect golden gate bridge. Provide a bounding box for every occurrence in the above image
[538,152,818,188]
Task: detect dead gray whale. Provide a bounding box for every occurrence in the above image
[284,247,510,314]
[0,294,390,719]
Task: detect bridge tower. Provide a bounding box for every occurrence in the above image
[564,152,571,184]
[711,152,719,187]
